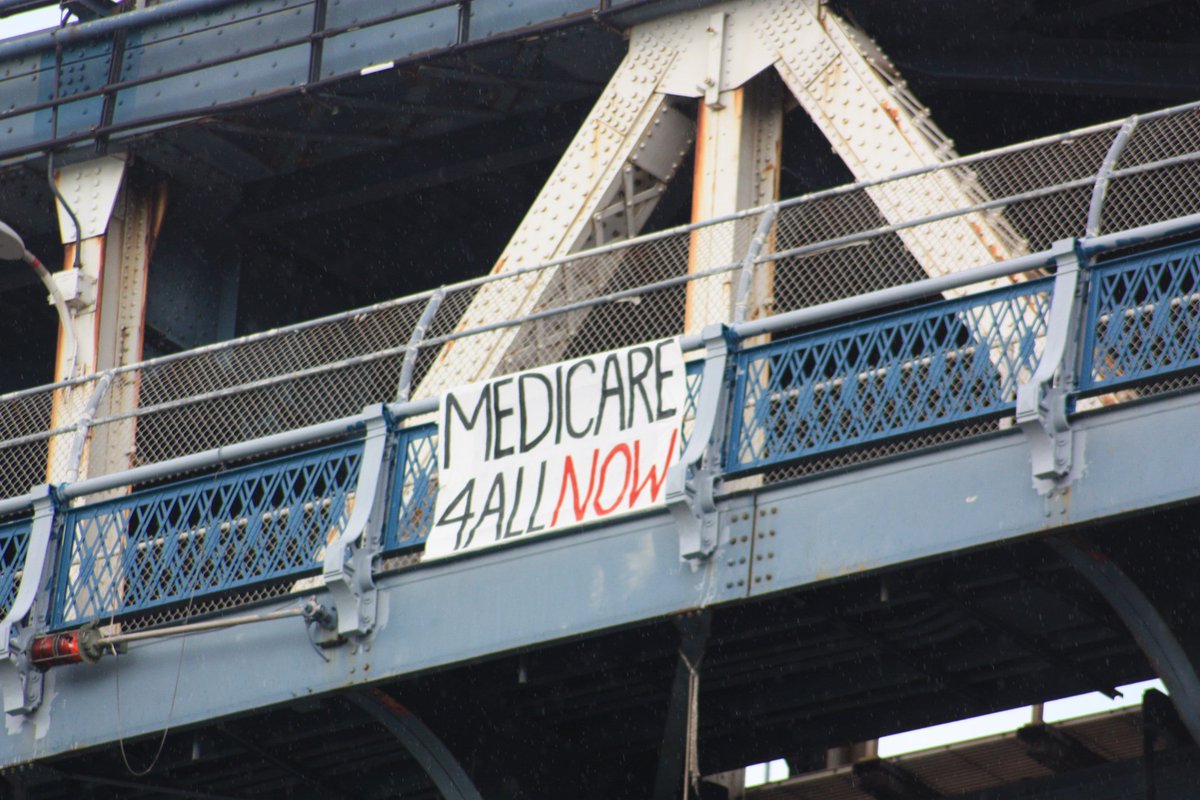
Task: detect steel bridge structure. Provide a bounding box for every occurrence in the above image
[1,1,1200,798]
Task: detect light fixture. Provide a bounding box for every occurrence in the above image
[0,220,80,377]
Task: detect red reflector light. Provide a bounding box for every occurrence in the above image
[30,632,85,669]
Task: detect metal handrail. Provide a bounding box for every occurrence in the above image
[0,224,1195,643]
[15,209,1199,510]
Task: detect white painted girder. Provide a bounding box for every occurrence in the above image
[415,33,693,395]
[418,0,1033,398]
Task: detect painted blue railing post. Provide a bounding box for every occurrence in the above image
[667,324,736,567]
[322,405,393,638]
[1016,239,1088,497]
[1,486,58,715]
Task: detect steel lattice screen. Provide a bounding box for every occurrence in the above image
[53,440,362,628]
[727,278,1053,473]
[0,519,31,620]
[1082,240,1200,392]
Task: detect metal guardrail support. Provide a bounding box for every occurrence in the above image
[63,371,112,484]
[321,405,392,638]
[1,486,56,715]
[1016,239,1086,497]
[1086,116,1138,238]
[396,289,445,403]
[731,205,779,325]
[667,324,734,566]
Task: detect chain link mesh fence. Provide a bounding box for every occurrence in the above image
[0,375,111,497]
[2,102,1200,507]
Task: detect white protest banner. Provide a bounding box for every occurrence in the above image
[424,339,686,559]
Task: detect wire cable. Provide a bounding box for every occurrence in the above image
[113,595,192,777]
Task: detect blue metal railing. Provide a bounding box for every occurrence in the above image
[727,278,1054,473]
[51,439,361,628]
[5,233,1200,632]
[0,520,31,619]
[384,423,438,554]
[1080,239,1200,392]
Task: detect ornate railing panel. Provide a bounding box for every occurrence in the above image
[0,520,31,620]
[726,278,1054,474]
[384,424,438,554]
[1081,240,1200,393]
[51,440,361,628]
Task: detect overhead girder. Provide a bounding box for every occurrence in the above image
[415,0,1025,398]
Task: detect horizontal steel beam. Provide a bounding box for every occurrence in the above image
[5,387,1199,766]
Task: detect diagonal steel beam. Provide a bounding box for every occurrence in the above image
[1049,536,1200,746]
[349,688,484,800]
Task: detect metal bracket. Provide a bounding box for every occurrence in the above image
[302,598,342,649]
[701,12,727,109]
[322,406,391,638]
[1016,240,1085,496]
[395,289,445,403]
[1,486,58,715]
[732,205,779,324]
[6,626,43,717]
[53,153,128,243]
[667,324,734,567]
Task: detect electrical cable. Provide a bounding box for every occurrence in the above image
[113,595,193,777]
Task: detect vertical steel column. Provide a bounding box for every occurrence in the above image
[653,611,711,800]
[686,72,783,333]
[48,158,167,483]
